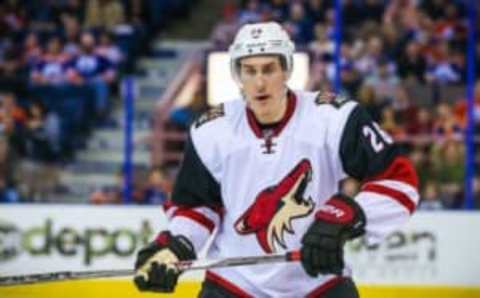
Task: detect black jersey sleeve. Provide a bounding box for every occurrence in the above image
[339,105,402,180]
[171,134,223,207]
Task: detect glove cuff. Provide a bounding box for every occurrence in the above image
[315,194,366,239]
[155,231,196,261]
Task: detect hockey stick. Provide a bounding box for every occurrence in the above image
[0,250,301,286]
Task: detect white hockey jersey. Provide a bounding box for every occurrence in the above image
[166,90,419,297]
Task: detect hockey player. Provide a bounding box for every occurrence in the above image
[134,22,419,297]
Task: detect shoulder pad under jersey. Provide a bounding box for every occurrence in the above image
[314,91,350,109]
[193,104,225,129]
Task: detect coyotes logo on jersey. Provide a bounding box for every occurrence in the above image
[234,159,315,253]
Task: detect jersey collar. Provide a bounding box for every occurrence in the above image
[246,90,297,138]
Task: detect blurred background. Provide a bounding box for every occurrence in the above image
[0,0,479,297]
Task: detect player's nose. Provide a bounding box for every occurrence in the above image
[254,76,266,90]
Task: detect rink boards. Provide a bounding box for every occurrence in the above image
[0,205,479,297]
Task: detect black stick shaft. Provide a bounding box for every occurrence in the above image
[0,251,300,286]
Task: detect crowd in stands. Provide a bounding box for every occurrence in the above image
[0,0,194,203]
[2,0,479,209]
[200,0,480,210]
[89,165,171,205]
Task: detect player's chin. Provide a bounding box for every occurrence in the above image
[251,102,271,116]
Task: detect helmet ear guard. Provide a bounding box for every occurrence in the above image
[229,22,295,86]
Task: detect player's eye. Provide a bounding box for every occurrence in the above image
[262,64,276,75]
[243,67,256,76]
[262,64,278,76]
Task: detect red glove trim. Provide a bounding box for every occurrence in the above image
[315,197,355,224]
[155,231,171,246]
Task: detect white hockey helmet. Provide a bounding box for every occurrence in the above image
[229,22,295,83]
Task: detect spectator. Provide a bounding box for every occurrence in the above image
[309,23,334,63]
[308,24,334,87]
[20,101,61,202]
[342,0,362,27]
[0,45,27,95]
[421,0,449,21]
[238,0,261,25]
[425,41,462,84]
[332,43,362,96]
[322,8,337,42]
[433,3,465,43]
[433,103,462,141]
[24,100,61,163]
[0,92,27,128]
[283,2,313,45]
[84,0,125,31]
[397,40,427,83]
[418,181,444,211]
[210,2,238,50]
[60,14,81,56]
[431,140,465,208]
[270,0,289,22]
[383,0,419,29]
[22,32,43,67]
[0,134,20,203]
[380,106,405,140]
[364,57,409,109]
[90,166,153,205]
[141,166,171,205]
[96,31,124,66]
[30,36,70,85]
[409,145,432,188]
[354,35,384,76]
[453,79,480,129]
[305,0,330,24]
[90,185,122,204]
[66,31,116,120]
[449,49,466,83]
[1,2,28,34]
[406,107,434,144]
[381,23,402,59]
[361,0,385,24]
[56,0,85,24]
[339,62,361,97]
[0,92,27,155]
[25,0,58,28]
[90,170,123,204]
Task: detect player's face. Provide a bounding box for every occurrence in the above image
[239,55,289,124]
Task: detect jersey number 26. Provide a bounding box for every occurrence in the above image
[362,123,393,153]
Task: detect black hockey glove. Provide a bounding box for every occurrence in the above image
[301,194,366,277]
[134,231,196,292]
